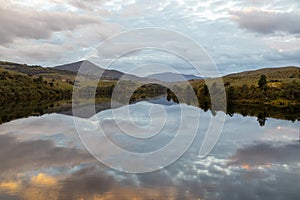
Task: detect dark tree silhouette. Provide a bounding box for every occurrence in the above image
[257,112,267,126]
[258,74,267,90]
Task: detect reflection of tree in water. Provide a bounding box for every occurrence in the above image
[226,104,299,125]
[0,100,64,124]
[257,112,268,126]
[166,89,179,104]
[203,101,209,112]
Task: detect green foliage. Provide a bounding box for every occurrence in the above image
[0,71,71,102]
[281,81,300,100]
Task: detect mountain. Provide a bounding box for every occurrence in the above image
[53,60,146,81]
[146,72,203,82]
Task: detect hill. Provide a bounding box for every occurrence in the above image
[0,69,72,102]
[186,66,300,108]
[0,61,75,79]
[222,66,300,86]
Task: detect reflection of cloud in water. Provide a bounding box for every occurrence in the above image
[0,102,298,152]
[0,114,78,147]
[0,141,299,199]
[0,102,299,199]
[58,166,115,199]
[0,167,194,200]
[228,143,300,167]
[0,135,93,174]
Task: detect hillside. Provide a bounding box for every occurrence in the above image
[0,69,72,102]
[222,66,300,86]
[0,61,76,80]
[185,66,300,108]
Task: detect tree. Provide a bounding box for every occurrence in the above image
[258,74,267,90]
[227,86,236,103]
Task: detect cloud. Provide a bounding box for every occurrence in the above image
[67,0,108,10]
[1,0,300,72]
[0,6,102,44]
[121,4,141,18]
[0,134,93,174]
[58,166,116,199]
[228,143,300,166]
[231,9,300,35]
[0,0,124,66]
[30,173,57,186]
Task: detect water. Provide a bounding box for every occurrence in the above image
[0,100,299,199]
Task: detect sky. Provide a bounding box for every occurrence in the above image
[1,0,300,75]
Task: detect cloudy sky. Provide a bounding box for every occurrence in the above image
[1,0,300,75]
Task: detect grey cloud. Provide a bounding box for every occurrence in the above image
[0,22,122,66]
[228,143,300,166]
[58,166,115,200]
[217,171,300,200]
[0,134,93,174]
[0,7,102,44]
[23,144,300,200]
[136,171,173,187]
[58,151,299,200]
[231,10,300,35]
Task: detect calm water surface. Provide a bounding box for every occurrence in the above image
[0,100,299,200]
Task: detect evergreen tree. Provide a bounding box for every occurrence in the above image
[258,74,267,90]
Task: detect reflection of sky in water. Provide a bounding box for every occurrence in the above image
[0,101,299,199]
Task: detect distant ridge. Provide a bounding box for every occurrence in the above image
[146,72,203,82]
[53,60,146,81]
[54,61,204,82]
[1,60,299,83]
